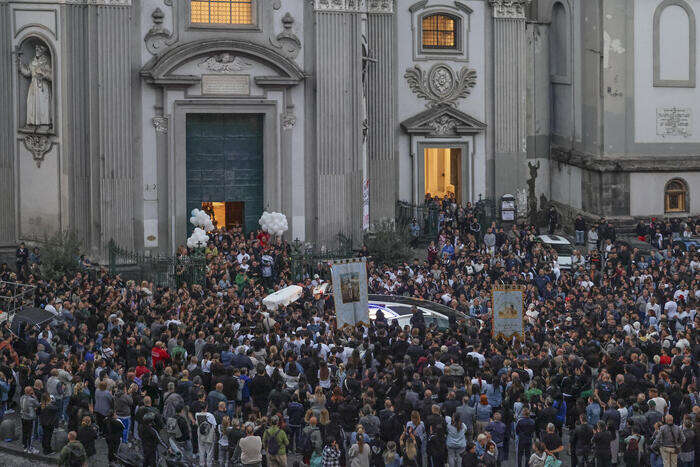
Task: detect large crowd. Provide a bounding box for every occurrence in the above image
[0,195,697,467]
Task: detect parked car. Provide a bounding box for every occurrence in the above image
[537,234,574,269]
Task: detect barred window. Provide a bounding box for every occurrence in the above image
[191,0,253,25]
[422,14,458,49]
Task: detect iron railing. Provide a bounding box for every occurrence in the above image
[0,281,36,323]
[107,240,206,289]
[395,200,440,242]
[288,239,354,283]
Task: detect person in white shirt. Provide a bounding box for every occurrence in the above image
[239,424,262,466]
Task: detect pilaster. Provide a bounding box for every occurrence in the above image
[491,0,530,200]
[0,3,15,245]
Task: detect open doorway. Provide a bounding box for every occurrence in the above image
[424,147,462,203]
[201,202,244,230]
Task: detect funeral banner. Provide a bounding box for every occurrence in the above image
[491,285,525,340]
[330,257,369,329]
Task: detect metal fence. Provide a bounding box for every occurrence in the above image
[395,200,440,242]
[107,240,206,289]
[396,198,498,242]
[288,239,354,283]
[0,281,36,322]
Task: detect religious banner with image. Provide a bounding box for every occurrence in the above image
[330,257,369,329]
[491,285,525,340]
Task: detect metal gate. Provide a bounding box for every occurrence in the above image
[186,114,264,233]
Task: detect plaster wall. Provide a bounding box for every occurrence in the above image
[630,171,700,216]
[635,0,700,143]
[550,161,582,210]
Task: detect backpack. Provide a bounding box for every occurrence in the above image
[267,429,281,455]
[298,429,313,456]
[624,436,639,463]
[66,447,86,467]
[198,419,215,443]
[166,417,183,439]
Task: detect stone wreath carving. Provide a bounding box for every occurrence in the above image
[270,13,302,59]
[23,134,53,168]
[405,64,477,107]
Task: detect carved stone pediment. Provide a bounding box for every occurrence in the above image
[400,105,486,137]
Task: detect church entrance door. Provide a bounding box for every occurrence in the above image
[186,114,264,234]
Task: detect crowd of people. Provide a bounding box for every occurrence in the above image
[0,196,696,467]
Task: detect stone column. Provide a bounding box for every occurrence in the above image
[367,5,396,225]
[0,4,15,245]
[313,1,364,248]
[491,0,530,200]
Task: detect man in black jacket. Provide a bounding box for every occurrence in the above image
[570,413,593,467]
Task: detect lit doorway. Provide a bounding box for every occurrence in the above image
[424,148,462,203]
[201,201,244,230]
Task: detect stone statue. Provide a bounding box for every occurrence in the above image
[17,43,52,128]
[527,161,540,220]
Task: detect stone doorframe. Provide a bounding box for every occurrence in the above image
[171,101,278,251]
[416,140,472,206]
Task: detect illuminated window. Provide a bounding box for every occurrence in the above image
[191,0,253,25]
[665,179,688,213]
[422,14,458,49]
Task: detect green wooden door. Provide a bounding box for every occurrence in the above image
[186,114,264,234]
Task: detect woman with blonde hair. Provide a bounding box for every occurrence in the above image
[309,386,326,417]
[406,410,426,465]
[348,426,370,467]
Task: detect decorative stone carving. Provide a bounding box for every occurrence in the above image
[272,0,281,9]
[269,13,302,59]
[405,64,477,107]
[23,134,52,168]
[314,0,393,13]
[430,115,458,136]
[489,0,531,19]
[197,53,253,73]
[281,112,296,130]
[152,116,168,133]
[145,8,172,55]
[16,41,53,131]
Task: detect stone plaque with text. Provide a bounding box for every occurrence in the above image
[201,74,250,95]
[656,107,692,137]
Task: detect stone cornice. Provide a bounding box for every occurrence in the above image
[489,0,530,19]
[313,0,394,14]
[1,0,131,4]
[551,146,700,172]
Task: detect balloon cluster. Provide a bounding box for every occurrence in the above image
[258,211,288,237]
[187,227,209,249]
[189,209,214,231]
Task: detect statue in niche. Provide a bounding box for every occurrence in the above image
[17,43,52,129]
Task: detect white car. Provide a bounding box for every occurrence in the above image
[537,234,574,269]
[368,302,451,330]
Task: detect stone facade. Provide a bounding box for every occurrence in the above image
[0,0,697,258]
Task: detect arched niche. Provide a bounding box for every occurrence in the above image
[16,35,57,135]
[654,0,696,88]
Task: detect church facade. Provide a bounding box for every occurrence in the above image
[0,0,698,257]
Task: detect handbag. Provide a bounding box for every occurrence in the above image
[544,455,563,467]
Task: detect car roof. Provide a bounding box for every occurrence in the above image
[537,234,571,245]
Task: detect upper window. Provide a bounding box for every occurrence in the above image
[665,179,688,213]
[191,0,253,25]
[422,14,459,49]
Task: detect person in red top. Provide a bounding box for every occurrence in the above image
[134,356,150,379]
[151,341,170,367]
[256,230,270,249]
